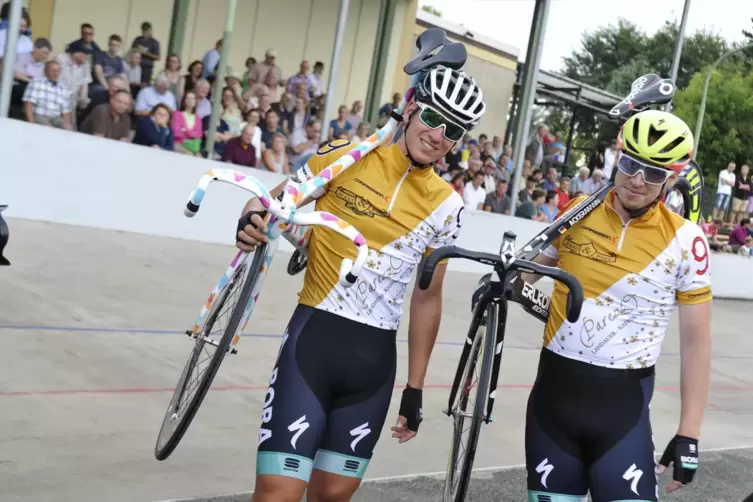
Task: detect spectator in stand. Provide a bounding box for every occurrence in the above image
[257,91,273,120]
[194,78,212,119]
[91,34,127,95]
[517,175,538,205]
[202,110,231,159]
[239,108,263,164]
[730,164,751,225]
[156,54,182,97]
[603,139,619,180]
[377,92,401,127]
[240,57,256,92]
[463,171,487,210]
[0,15,32,59]
[444,142,462,172]
[329,105,353,141]
[701,217,722,252]
[171,90,204,155]
[540,190,559,223]
[289,118,321,166]
[217,85,243,137]
[556,177,571,211]
[488,135,503,162]
[56,40,92,128]
[133,103,173,150]
[177,60,203,104]
[77,75,127,126]
[542,167,558,192]
[482,159,500,194]
[525,124,548,168]
[570,166,590,195]
[260,108,284,148]
[262,132,289,174]
[71,23,101,59]
[483,179,511,215]
[286,60,314,101]
[724,218,752,253]
[201,40,221,80]
[134,73,176,118]
[713,162,736,221]
[583,168,606,195]
[517,189,547,221]
[125,49,144,96]
[503,145,513,172]
[352,121,371,143]
[450,171,466,197]
[23,60,72,129]
[131,22,161,85]
[79,89,131,141]
[224,70,248,116]
[309,61,324,97]
[345,100,363,130]
[274,91,295,121]
[222,123,258,168]
[284,96,310,138]
[249,49,282,88]
[531,168,544,185]
[11,37,51,106]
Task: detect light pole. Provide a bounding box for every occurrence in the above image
[664,0,692,112]
[694,42,753,154]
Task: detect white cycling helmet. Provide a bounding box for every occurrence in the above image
[414,66,486,129]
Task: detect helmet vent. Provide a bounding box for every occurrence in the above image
[647,124,666,146]
[661,136,685,154]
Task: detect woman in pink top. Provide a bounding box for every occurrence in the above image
[172,90,204,155]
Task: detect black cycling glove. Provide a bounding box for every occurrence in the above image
[659,434,699,484]
[236,210,268,244]
[398,385,423,432]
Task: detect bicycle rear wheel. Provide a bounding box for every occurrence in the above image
[443,301,498,501]
[154,243,268,461]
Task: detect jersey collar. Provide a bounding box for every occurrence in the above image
[605,189,660,225]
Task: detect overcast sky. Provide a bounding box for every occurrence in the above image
[418,0,752,71]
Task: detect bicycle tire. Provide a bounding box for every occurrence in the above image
[443,301,498,501]
[154,243,268,460]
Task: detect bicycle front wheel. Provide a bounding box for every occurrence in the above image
[443,301,498,501]
[154,243,268,461]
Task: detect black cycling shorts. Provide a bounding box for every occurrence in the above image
[526,349,658,502]
[256,305,396,482]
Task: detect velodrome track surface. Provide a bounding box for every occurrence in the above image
[2,218,753,502]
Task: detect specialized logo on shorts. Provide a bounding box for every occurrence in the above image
[334,187,388,218]
[349,422,372,452]
[535,458,553,489]
[623,463,643,496]
[288,415,310,450]
[563,236,616,263]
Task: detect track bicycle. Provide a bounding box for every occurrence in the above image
[427,73,707,501]
[153,27,470,461]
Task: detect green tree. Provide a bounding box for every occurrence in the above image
[672,61,753,180]
[421,5,442,17]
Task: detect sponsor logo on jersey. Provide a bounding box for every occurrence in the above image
[334,187,388,218]
[582,225,618,243]
[563,236,616,263]
[355,178,392,202]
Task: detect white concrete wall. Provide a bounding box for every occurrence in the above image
[3,118,752,300]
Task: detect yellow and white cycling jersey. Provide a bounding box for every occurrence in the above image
[542,192,712,369]
[294,140,464,330]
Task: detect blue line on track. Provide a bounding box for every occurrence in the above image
[1,324,752,359]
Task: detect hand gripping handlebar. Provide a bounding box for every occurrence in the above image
[419,245,584,324]
[184,169,367,287]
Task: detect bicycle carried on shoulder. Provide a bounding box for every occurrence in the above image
[422,73,707,502]
[152,27,469,461]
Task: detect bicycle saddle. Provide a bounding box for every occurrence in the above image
[609,73,675,118]
[403,28,467,75]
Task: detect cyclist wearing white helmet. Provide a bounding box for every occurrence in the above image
[522,109,712,501]
[236,66,485,501]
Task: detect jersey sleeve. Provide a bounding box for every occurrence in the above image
[542,195,589,260]
[424,194,464,263]
[675,224,712,304]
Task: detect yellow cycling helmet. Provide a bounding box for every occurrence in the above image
[617,109,694,173]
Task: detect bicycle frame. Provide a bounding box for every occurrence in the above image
[182,28,468,347]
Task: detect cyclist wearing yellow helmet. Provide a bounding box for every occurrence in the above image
[522,109,712,501]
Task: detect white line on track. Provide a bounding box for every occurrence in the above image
[152,444,753,502]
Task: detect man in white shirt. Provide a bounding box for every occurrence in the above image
[289,118,321,166]
[134,73,176,117]
[56,40,93,128]
[713,162,736,220]
[602,139,618,179]
[0,15,32,58]
[463,171,487,210]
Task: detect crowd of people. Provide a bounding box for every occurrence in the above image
[0,12,402,173]
[705,161,753,256]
